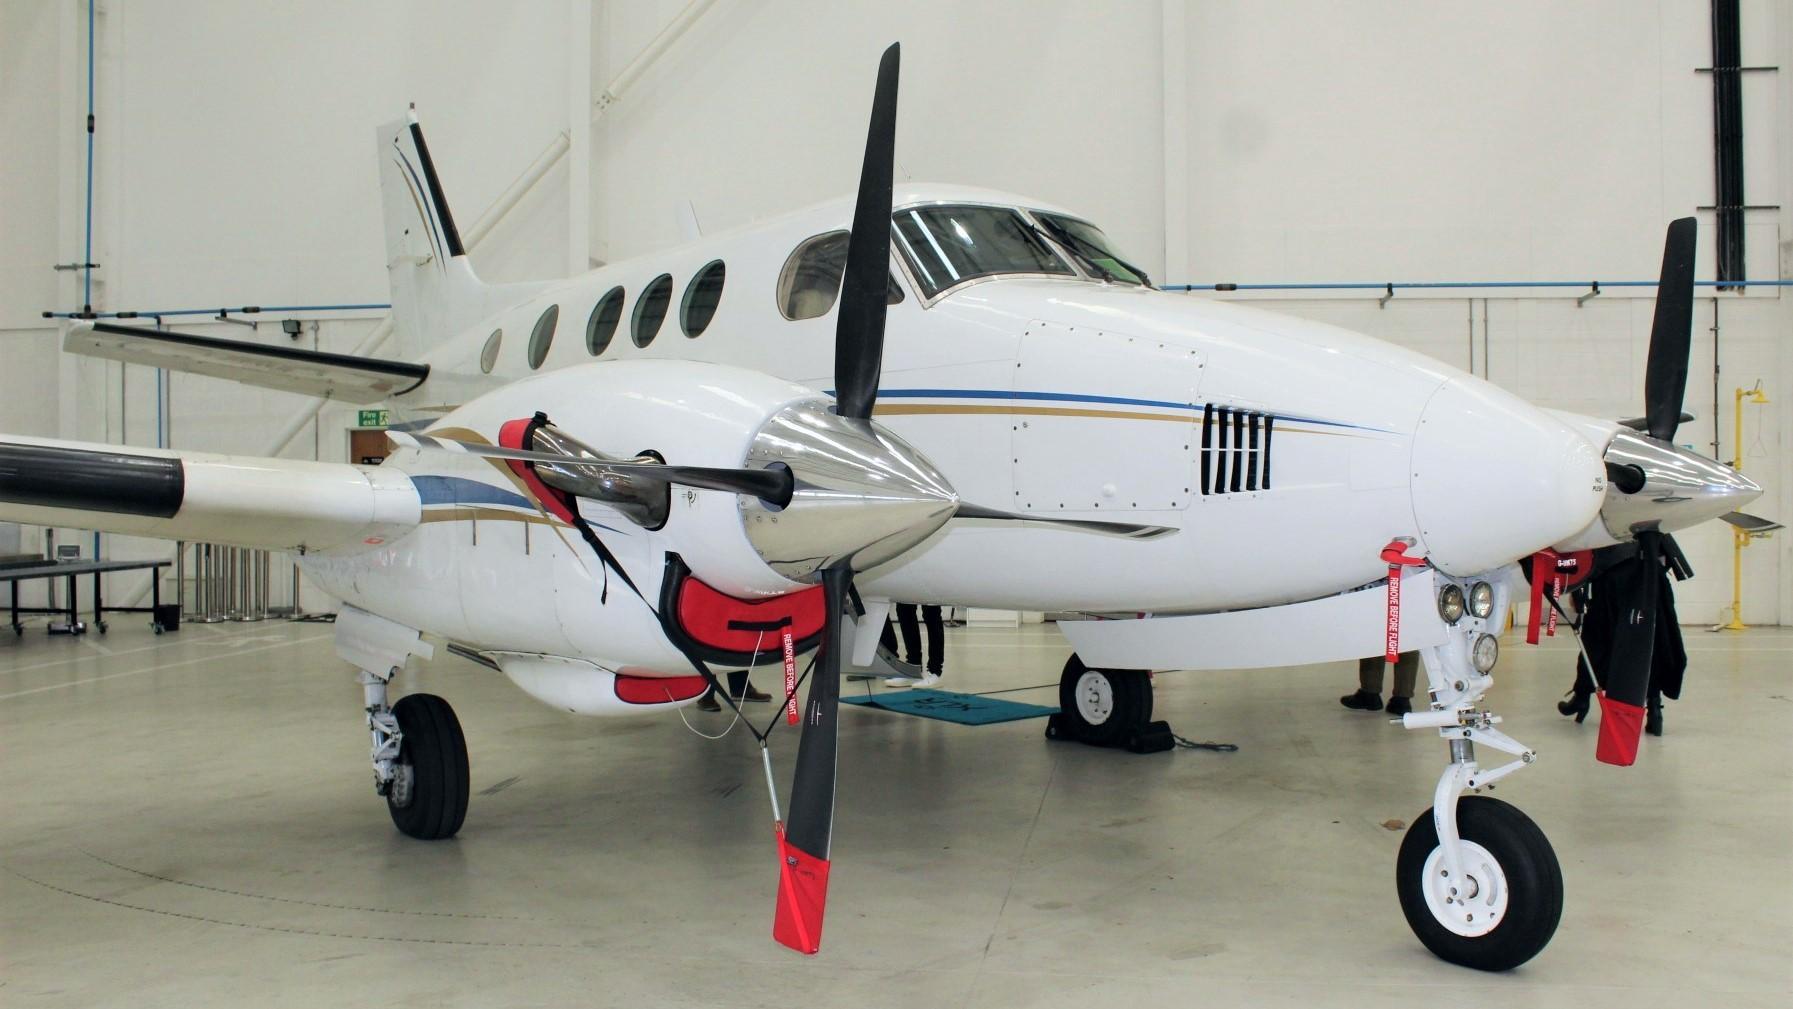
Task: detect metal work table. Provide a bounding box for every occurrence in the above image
[2,559,172,636]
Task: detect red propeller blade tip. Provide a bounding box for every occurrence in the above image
[1594,690,1645,766]
[773,826,832,955]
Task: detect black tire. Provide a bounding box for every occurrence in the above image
[1056,654,1152,746]
[386,693,470,840]
[1397,796,1562,971]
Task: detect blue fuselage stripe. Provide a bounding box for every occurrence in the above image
[412,475,533,510]
[871,388,1386,433]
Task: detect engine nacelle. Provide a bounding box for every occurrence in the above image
[416,360,955,599]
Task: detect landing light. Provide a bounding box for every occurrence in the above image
[1468,582,1494,619]
[1471,634,1499,673]
[1438,584,1465,624]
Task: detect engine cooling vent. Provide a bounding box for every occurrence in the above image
[1200,404,1274,495]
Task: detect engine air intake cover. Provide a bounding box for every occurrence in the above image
[658,554,826,666]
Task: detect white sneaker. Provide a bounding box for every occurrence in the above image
[912,672,941,688]
[883,674,920,687]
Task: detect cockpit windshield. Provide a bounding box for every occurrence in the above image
[891,205,1074,298]
[1033,213,1151,287]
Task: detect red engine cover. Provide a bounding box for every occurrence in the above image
[676,575,825,654]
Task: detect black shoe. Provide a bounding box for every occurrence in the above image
[1386,696,1412,717]
[737,684,772,703]
[695,692,720,712]
[1645,702,1663,737]
[1557,690,1591,724]
[1339,689,1383,712]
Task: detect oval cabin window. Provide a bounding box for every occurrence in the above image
[586,287,624,355]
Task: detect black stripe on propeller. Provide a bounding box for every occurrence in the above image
[832,43,900,421]
[1643,218,1697,442]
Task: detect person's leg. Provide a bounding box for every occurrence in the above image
[1392,651,1419,698]
[1386,651,1420,715]
[921,605,944,676]
[1342,657,1384,710]
[727,668,769,702]
[896,603,922,664]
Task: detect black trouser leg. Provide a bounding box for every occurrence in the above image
[921,605,944,674]
[896,603,922,663]
[1571,656,1597,697]
[727,669,750,697]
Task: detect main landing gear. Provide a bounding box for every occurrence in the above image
[1394,572,1563,971]
[1046,654,1174,753]
[338,606,469,841]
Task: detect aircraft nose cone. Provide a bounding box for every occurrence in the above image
[1410,378,1606,574]
[1599,429,1762,537]
[740,402,958,580]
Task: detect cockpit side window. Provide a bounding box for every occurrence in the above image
[891,205,1073,298]
[777,230,905,321]
[1033,212,1151,287]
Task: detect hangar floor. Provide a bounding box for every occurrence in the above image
[1,617,1788,1008]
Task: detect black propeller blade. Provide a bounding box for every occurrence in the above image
[773,562,850,953]
[773,42,901,956]
[1586,532,1666,766]
[953,501,1176,540]
[390,432,793,503]
[1642,217,1697,442]
[832,43,900,421]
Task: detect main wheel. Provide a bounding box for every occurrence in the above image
[386,693,470,840]
[1056,654,1151,746]
[1397,796,1562,971]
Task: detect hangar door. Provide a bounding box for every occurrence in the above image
[1011,322,1202,515]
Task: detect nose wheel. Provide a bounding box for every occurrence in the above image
[1397,796,1561,971]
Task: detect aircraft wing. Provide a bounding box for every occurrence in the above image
[0,435,420,553]
[64,322,429,403]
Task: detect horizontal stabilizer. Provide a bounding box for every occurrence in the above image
[0,435,419,552]
[66,322,429,403]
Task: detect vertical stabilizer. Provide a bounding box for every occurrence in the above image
[377,115,487,358]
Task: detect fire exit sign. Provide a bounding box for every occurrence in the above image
[358,409,390,428]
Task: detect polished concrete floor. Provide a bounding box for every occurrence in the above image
[1,615,1788,1008]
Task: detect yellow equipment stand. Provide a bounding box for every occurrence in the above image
[1718,383,1773,632]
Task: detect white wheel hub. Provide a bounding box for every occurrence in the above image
[1421,839,1509,937]
[1074,671,1114,725]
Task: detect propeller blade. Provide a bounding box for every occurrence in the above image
[1720,511,1783,534]
[833,42,900,421]
[390,431,792,502]
[774,562,850,954]
[1617,411,1693,432]
[952,502,1177,540]
[1593,531,1661,766]
[1643,217,1697,442]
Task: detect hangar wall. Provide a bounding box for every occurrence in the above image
[1,0,1787,624]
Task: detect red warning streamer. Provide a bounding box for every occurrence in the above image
[1380,540,1426,663]
[782,629,798,726]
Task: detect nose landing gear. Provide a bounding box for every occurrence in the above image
[1398,572,1562,970]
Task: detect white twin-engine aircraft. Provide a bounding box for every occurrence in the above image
[0,45,1767,970]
